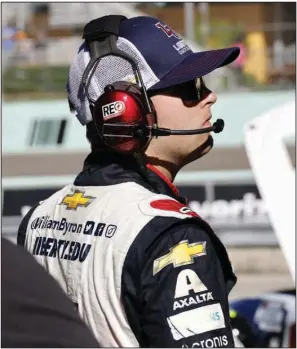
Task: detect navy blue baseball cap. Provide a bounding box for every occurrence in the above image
[68,16,240,125]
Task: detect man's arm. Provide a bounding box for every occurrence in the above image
[122,220,235,348]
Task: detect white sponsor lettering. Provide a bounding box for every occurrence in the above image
[173,292,214,311]
[102,101,125,120]
[167,303,226,340]
[182,335,229,348]
[173,40,191,55]
[175,269,207,298]
[173,269,212,311]
[189,193,267,219]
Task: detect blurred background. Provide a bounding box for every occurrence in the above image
[2,2,296,347]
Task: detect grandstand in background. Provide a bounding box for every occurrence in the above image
[2,2,260,92]
[2,2,295,92]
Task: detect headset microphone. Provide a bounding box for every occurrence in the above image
[152,118,224,137]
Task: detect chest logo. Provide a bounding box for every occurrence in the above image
[60,190,95,210]
[153,240,206,275]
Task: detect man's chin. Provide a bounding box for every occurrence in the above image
[184,136,214,165]
[198,135,214,158]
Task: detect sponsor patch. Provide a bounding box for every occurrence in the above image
[32,237,91,262]
[153,240,206,275]
[173,269,213,311]
[173,292,214,311]
[60,190,95,211]
[102,101,126,120]
[182,335,229,348]
[174,269,208,298]
[150,199,199,217]
[30,216,117,238]
[167,303,226,340]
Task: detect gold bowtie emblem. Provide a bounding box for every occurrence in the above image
[60,190,95,210]
[153,240,206,275]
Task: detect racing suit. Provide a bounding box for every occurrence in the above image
[18,152,237,348]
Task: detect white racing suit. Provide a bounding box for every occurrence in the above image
[18,152,237,347]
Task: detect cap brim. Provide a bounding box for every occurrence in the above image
[149,47,240,91]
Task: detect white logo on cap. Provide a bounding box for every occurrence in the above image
[102,101,126,120]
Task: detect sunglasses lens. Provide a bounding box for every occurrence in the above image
[195,77,204,101]
[149,77,206,103]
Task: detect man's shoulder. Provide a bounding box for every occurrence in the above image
[23,185,73,217]
[123,186,210,250]
[128,207,210,260]
[17,185,73,245]
[137,192,201,220]
[124,213,237,296]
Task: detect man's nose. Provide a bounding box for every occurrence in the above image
[200,88,217,107]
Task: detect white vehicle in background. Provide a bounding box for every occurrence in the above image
[231,100,296,348]
[244,100,295,282]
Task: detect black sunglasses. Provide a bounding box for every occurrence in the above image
[148,77,208,103]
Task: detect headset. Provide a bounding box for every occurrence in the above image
[82,15,224,154]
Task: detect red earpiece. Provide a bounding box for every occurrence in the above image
[91,81,156,153]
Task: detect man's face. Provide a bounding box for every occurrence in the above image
[147,78,217,166]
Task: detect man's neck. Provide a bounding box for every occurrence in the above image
[150,164,173,182]
[145,156,180,183]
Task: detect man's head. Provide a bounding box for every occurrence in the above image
[147,77,218,168]
[67,16,239,170]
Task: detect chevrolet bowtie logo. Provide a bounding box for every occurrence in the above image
[153,240,206,275]
[60,190,95,210]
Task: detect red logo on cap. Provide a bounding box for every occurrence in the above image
[155,22,180,40]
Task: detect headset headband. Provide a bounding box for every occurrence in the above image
[81,15,153,115]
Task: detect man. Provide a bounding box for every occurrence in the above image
[18,15,240,347]
[2,238,99,348]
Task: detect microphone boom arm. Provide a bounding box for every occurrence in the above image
[152,119,224,136]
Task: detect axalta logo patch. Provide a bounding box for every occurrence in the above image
[150,199,199,217]
[173,269,213,311]
[102,101,125,120]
